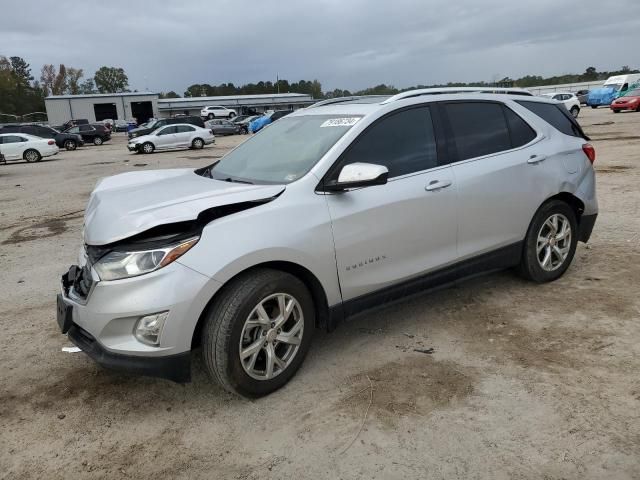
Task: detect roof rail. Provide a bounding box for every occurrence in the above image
[381,87,533,104]
[307,95,388,108]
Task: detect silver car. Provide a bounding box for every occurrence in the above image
[57,89,598,397]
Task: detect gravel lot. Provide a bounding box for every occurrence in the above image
[1,109,639,480]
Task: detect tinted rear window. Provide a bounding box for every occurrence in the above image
[444,102,511,161]
[515,101,585,138]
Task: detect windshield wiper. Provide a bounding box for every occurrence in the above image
[223,177,254,185]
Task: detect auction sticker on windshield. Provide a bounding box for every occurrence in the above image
[320,117,360,127]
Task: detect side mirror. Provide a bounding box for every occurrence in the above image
[324,162,389,192]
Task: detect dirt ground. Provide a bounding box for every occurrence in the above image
[0,108,639,480]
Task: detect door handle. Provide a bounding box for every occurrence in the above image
[425,179,452,191]
[527,154,547,164]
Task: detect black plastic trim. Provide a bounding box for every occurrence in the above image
[328,242,522,329]
[578,213,597,243]
[67,324,191,383]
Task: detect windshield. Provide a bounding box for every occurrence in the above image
[604,83,622,91]
[141,120,157,129]
[208,115,361,184]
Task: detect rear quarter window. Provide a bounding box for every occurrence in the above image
[503,107,537,147]
[515,100,586,139]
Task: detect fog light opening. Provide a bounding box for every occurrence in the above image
[134,311,169,346]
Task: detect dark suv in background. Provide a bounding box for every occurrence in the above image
[65,124,111,145]
[128,116,205,139]
[0,124,84,150]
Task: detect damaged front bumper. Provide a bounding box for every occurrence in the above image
[57,259,214,383]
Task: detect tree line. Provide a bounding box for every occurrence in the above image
[2,53,638,120]
[0,55,130,118]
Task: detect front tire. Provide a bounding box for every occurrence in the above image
[612,109,620,113]
[23,149,41,163]
[518,200,578,283]
[191,138,204,149]
[208,113,214,120]
[570,106,580,118]
[228,112,236,119]
[93,137,103,146]
[141,142,155,154]
[64,139,77,151]
[591,105,598,109]
[202,269,315,397]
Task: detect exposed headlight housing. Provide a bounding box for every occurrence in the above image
[134,311,169,345]
[93,237,199,281]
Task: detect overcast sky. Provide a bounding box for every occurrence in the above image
[2,0,639,94]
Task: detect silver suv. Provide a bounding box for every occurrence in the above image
[57,89,598,397]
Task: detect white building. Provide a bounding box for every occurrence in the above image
[44,92,159,126]
[157,93,315,118]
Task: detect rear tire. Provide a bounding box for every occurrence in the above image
[612,109,620,113]
[23,149,41,163]
[228,112,236,119]
[191,138,204,149]
[202,269,315,397]
[518,200,578,283]
[93,137,103,145]
[591,105,597,109]
[208,113,214,120]
[64,140,77,151]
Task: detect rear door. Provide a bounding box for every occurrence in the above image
[441,101,543,260]
[174,125,195,147]
[78,124,94,140]
[325,105,458,303]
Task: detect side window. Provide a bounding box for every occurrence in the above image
[68,127,80,133]
[158,126,177,135]
[338,106,438,178]
[515,100,583,138]
[503,107,537,147]
[79,125,92,132]
[444,102,511,161]
[176,125,195,133]
[3,135,24,143]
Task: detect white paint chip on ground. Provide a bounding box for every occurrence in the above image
[62,346,82,353]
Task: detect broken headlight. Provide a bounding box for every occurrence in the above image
[93,237,199,281]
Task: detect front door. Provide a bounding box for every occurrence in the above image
[324,106,458,303]
[154,126,178,149]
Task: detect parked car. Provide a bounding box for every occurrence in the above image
[610,87,640,112]
[0,133,59,162]
[127,124,215,153]
[233,115,260,134]
[541,92,581,118]
[57,89,597,397]
[200,106,237,119]
[205,119,243,135]
[587,74,640,108]
[128,116,205,139]
[249,110,293,133]
[113,120,134,132]
[54,118,89,131]
[575,90,590,105]
[64,124,111,145]
[0,124,84,150]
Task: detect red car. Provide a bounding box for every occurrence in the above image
[610,88,640,112]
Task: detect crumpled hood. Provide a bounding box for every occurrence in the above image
[84,168,284,245]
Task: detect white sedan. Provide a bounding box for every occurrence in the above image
[541,92,581,118]
[0,133,59,163]
[127,124,215,154]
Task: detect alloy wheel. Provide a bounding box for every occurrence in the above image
[239,293,304,380]
[25,150,39,162]
[536,213,572,271]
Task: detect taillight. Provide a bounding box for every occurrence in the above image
[48,140,55,145]
[582,143,596,164]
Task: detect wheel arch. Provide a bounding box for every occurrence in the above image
[545,192,585,223]
[191,261,330,349]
